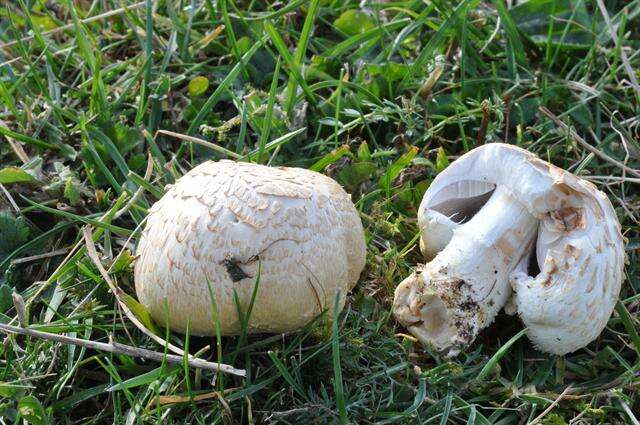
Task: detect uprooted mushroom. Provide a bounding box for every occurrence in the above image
[135,160,366,335]
[393,143,624,356]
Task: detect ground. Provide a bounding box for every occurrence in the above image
[0,0,639,423]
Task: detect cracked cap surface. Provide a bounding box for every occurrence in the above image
[135,160,366,335]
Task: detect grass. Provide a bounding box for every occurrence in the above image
[0,0,639,423]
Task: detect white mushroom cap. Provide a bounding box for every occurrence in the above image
[134,160,366,336]
[394,143,624,355]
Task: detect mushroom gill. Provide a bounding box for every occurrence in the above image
[417,180,495,260]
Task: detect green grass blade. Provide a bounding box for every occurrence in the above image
[331,292,348,424]
[477,328,528,381]
[187,37,264,135]
[400,0,480,89]
[257,57,281,163]
[284,0,321,117]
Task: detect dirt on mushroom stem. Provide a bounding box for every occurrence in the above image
[393,185,538,355]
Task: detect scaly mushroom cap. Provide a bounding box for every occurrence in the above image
[135,160,366,336]
[394,143,624,355]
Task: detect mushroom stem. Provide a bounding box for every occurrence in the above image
[393,186,537,355]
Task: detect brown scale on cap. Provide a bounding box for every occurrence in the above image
[550,207,586,232]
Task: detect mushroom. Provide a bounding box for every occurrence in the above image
[135,160,366,336]
[393,143,624,355]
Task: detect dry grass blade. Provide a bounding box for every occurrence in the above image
[82,227,245,375]
[156,129,243,159]
[25,195,132,307]
[196,25,226,49]
[0,2,146,50]
[539,106,640,179]
[618,396,640,425]
[147,387,239,408]
[0,119,29,163]
[595,0,640,99]
[11,248,69,265]
[0,323,245,376]
[12,292,27,327]
[0,182,21,212]
[82,227,186,355]
[114,152,154,220]
[529,385,574,425]
[394,333,418,342]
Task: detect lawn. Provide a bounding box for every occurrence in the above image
[0,0,639,423]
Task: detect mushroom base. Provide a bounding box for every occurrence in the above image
[394,272,487,356]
